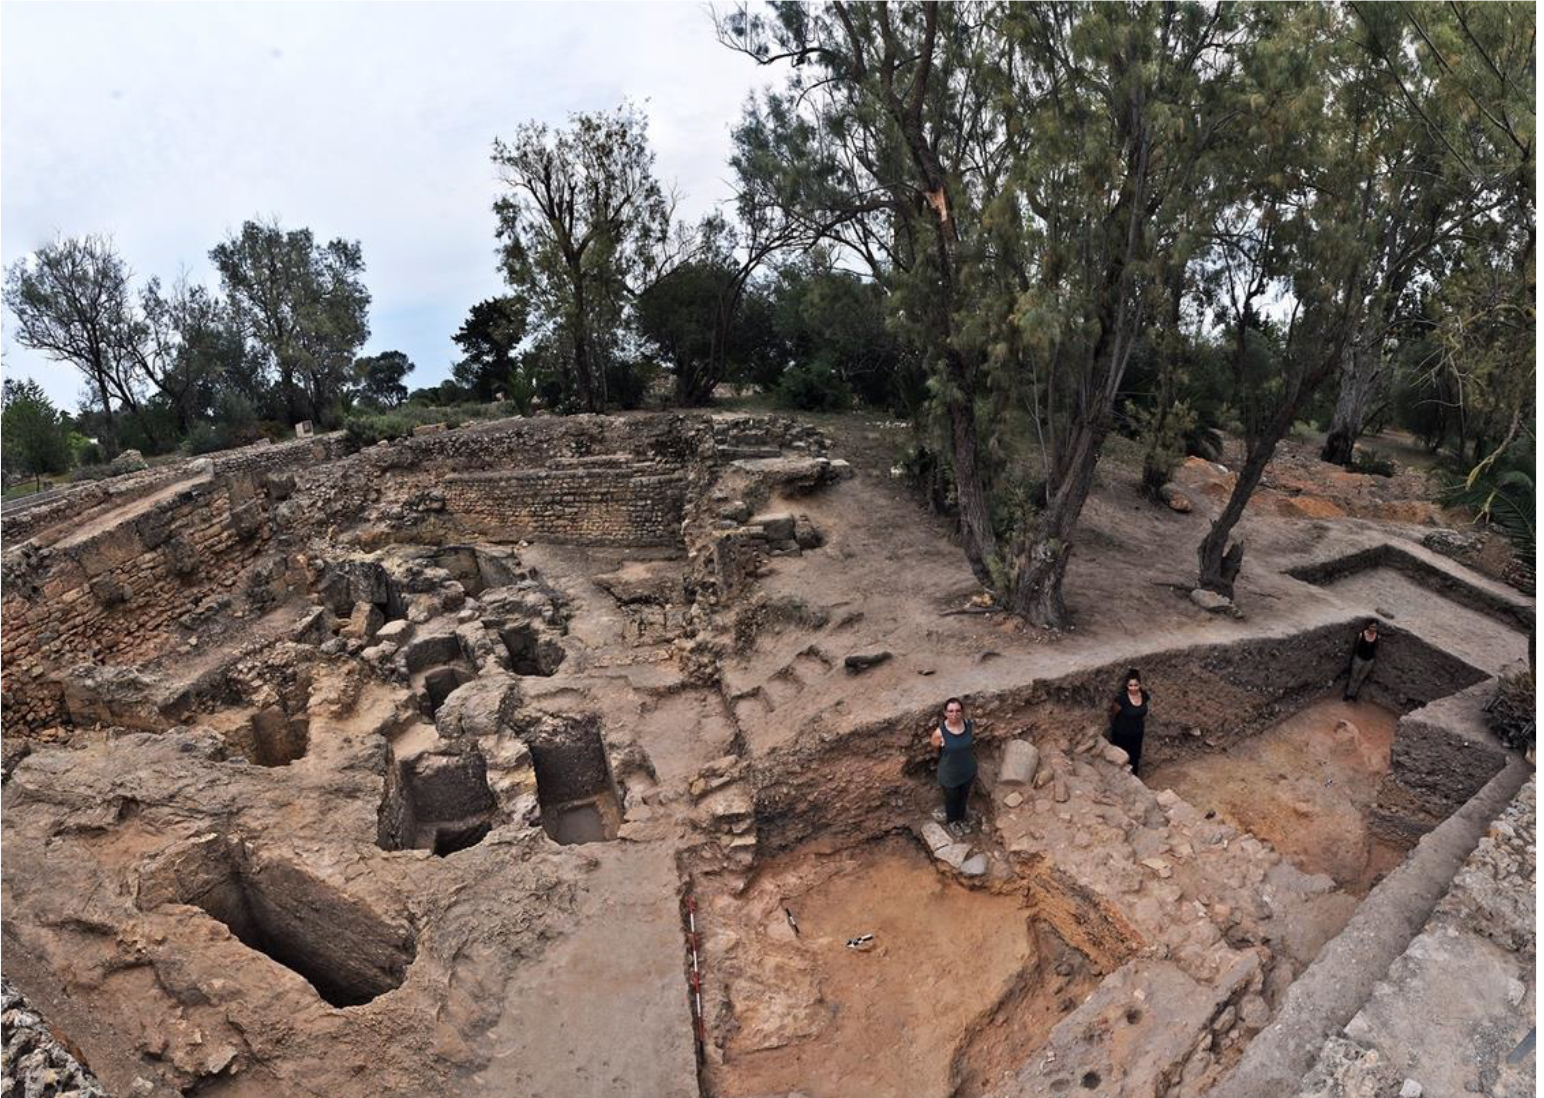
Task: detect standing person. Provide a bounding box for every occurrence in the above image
[930,698,977,836]
[1108,669,1150,776]
[1345,620,1379,702]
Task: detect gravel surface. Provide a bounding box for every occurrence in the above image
[1,979,108,1098]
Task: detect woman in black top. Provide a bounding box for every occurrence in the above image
[930,697,977,835]
[1344,620,1379,701]
[1108,668,1150,775]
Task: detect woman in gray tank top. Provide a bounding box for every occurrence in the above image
[930,697,977,835]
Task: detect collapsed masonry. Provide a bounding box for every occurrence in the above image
[0,411,1534,1098]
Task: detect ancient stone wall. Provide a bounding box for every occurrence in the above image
[287,415,711,539]
[443,457,687,546]
[1,435,340,549]
[1,475,285,732]
[1,413,825,738]
[748,619,1489,857]
[1288,543,1536,633]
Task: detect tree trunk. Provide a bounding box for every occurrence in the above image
[572,279,596,413]
[1006,418,1106,628]
[93,373,119,458]
[943,350,998,588]
[1320,339,1382,466]
[1197,437,1275,599]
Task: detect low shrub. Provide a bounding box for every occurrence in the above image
[774,359,852,413]
[1350,447,1397,477]
[1485,667,1536,753]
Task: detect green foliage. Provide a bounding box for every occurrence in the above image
[1349,448,1396,478]
[492,104,669,412]
[353,351,414,408]
[773,358,851,413]
[343,413,420,451]
[210,218,371,426]
[3,234,139,455]
[636,258,741,405]
[69,462,116,483]
[1440,435,1535,576]
[1,379,73,486]
[762,256,923,413]
[1133,401,1199,500]
[341,400,516,453]
[452,297,528,401]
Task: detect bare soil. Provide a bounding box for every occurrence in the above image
[1145,697,1406,896]
[708,835,1093,1098]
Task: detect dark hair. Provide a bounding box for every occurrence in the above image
[1364,620,1379,631]
[943,697,964,711]
[1123,668,1142,684]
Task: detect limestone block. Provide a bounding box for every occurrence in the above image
[999,739,1039,785]
[935,843,971,870]
[749,512,796,541]
[340,602,384,642]
[921,821,953,854]
[376,619,412,644]
[1190,587,1232,613]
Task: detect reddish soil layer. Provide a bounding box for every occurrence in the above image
[1145,697,1406,896]
[712,836,1092,1098]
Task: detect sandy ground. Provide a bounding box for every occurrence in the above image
[712,836,1089,1098]
[1145,698,1405,896]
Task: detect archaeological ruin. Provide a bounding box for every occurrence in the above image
[0,411,1534,1098]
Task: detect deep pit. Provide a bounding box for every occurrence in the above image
[502,623,566,676]
[378,747,502,855]
[242,707,310,767]
[139,837,416,1009]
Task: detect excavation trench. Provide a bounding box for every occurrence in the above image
[138,836,416,1008]
[378,747,501,856]
[695,833,1097,1098]
[748,619,1494,861]
[1144,695,1406,896]
[704,620,1513,1094]
[523,713,622,845]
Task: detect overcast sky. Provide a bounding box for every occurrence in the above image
[1,2,773,410]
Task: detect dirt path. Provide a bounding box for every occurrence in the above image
[1145,697,1405,896]
[473,840,699,1098]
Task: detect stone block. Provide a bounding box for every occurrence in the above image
[1190,588,1232,613]
[340,602,384,642]
[749,512,796,541]
[376,619,412,644]
[935,842,971,870]
[921,821,953,854]
[88,575,131,608]
[843,651,892,673]
[229,501,265,540]
[999,739,1039,785]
